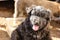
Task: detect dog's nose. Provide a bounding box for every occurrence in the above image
[35,23,39,25]
[33,18,39,23]
[33,18,36,22]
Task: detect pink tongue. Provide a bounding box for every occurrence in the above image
[32,25,39,31]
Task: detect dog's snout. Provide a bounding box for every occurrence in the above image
[33,18,39,23]
[30,15,40,25]
[33,18,36,22]
[35,23,39,25]
[34,19,39,25]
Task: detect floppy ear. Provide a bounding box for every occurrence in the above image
[26,7,32,15]
[25,5,36,15]
[46,9,52,21]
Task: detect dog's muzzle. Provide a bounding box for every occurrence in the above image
[30,15,47,31]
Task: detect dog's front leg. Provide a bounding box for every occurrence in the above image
[11,30,21,40]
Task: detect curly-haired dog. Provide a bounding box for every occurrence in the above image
[11,5,52,40]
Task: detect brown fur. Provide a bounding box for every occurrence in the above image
[17,0,60,16]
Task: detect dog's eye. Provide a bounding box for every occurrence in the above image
[46,18,50,21]
[40,13,45,17]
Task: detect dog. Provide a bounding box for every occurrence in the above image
[11,5,52,40]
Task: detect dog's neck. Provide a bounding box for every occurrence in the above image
[25,29,49,40]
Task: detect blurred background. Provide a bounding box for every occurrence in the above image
[0,0,60,40]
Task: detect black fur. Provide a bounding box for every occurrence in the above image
[11,6,52,40]
[11,17,52,40]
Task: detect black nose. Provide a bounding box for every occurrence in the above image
[35,23,39,25]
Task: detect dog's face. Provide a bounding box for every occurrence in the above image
[26,5,51,31]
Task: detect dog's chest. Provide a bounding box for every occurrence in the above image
[21,31,46,40]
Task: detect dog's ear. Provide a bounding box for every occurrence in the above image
[26,7,32,15]
[46,9,52,21]
[26,5,36,15]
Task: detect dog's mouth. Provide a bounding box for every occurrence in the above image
[32,25,39,31]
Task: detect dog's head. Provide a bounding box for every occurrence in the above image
[26,5,52,31]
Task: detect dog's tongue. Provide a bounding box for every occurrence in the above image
[32,25,39,31]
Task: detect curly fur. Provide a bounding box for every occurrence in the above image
[11,5,52,40]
